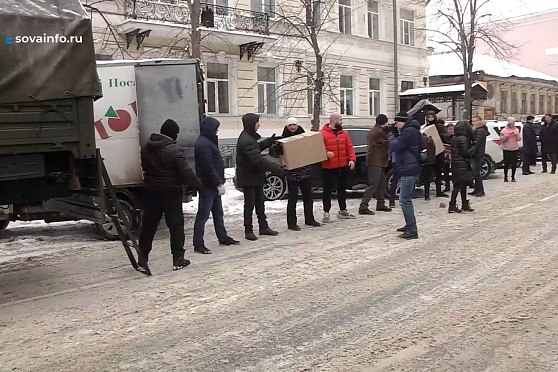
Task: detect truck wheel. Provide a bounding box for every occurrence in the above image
[95,199,137,241]
[263,173,286,201]
[0,221,9,231]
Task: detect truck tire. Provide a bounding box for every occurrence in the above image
[94,199,137,241]
[0,221,9,231]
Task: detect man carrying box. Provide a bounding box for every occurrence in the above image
[320,112,357,223]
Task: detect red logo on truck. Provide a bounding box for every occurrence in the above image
[94,102,136,140]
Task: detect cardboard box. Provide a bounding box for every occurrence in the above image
[421,125,445,155]
[277,131,328,170]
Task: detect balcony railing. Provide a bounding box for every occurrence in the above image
[125,0,270,36]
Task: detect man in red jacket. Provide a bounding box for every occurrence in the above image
[320,112,357,223]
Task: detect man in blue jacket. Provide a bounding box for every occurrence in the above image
[388,111,421,239]
[193,117,240,254]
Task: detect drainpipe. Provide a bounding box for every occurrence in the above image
[393,0,398,114]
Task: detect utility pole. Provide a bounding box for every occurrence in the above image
[393,0,399,114]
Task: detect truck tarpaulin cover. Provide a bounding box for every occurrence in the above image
[0,0,102,103]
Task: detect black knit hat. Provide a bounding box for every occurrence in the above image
[376,114,389,125]
[160,119,179,141]
[394,111,409,122]
[526,115,535,120]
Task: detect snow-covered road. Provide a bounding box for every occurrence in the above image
[1,170,558,371]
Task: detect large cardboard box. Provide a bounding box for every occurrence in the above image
[421,125,445,155]
[277,131,328,170]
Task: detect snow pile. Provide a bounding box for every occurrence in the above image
[429,53,558,83]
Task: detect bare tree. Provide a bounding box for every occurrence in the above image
[260,0,357,130]
[420,0,515,119]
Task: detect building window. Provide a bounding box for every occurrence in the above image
[367,0,379,39]
[339,0,351,35]
[548,95,553,114]
[206,63,229,114]
[307,74,314,115]
[521,93,527,114]
[400,8,415,46]
[500,90,508,113]
[539,95,544,114]
[340,75,353,115]
[531,94,536,113]
[257,67,277,114]
[369,78,381,116]
[401,80,414,92]
[251,0,274,14]
[511,91,517,113]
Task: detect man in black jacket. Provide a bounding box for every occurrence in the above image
[540,114,558,174]
[522,115,538,175]
[236,113,284,241]
[425,112,450,197]
[139,119,203,271]
[193,117,239,255]
[470,115,488,197]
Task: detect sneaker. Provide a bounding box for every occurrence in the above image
[220,237,240,246]
[259,227,279,236]
[245,232,258,241]
[338,210,356,219]
[194,245,212,254]
[173,257,191,271]
[322,212,331,223]
[305,220,321,227]
[398,231,418,240]
[358,208,375,215]
[376,205,392,212]
[288,225,301,231]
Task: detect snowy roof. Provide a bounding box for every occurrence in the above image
[400,83,488,96]
[429,53,558,83]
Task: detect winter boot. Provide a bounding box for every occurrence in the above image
[245,232,258,241]
[220,237,240,246]
[462,200,474,212]
[358,208,375,215]
[448,202,462,214]
[173,257,191,271]
[194,245,212,254]
[259,227,279,236]
[376,204,392,212]
[338,210,356,219]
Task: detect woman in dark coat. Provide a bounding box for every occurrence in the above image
[449,121,477,213]
[276,118,321,230]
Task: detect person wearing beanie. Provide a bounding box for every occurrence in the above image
[388,111,421,239]
[139,119,203,272]
[522,115,538,175]
[193,117,240,255]
[273,117,321,231]
[359,114,392,214]
[319,112,357,223]
[236,113,284,241]
[425,112,450,198]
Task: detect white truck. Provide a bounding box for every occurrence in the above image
[0,59,205,239]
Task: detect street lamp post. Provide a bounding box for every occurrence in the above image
[393,0,399,114]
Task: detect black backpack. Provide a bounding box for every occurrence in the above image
[420,135,436,165]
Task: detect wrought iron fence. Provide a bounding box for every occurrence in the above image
[125,0,270,35]
[219,144,237,168]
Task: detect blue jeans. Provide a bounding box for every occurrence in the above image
[193,187,228,246]
[399,175,419,234]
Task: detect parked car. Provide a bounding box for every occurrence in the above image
[233,126,372,201]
